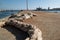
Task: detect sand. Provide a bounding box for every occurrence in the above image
[0,11,60,40]
[23,11,60,40]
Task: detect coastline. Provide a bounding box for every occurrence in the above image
[0,11,60,40]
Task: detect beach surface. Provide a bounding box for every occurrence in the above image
[0,11,60,40]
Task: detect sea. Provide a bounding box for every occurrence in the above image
[47,10,60,13]
[0,10,20,19]
[0,10,60,19]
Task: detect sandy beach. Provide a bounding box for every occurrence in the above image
[0,11,60,40]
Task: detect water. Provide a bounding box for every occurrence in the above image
[0,10,60,19]
[0,10,19,19]
[47,10,60,13]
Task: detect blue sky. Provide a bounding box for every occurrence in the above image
[0,0,60,10]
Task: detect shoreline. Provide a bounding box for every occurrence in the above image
[0,11,60,40]
[0,11,60,27]
[0,10,60,20]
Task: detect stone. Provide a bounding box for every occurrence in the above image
[8,12,37,22]
[4,19,42,40]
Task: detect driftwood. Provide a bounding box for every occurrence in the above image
[4,19,42,40]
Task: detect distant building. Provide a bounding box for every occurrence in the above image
[48,7,50,10]
[36,7,42,11]
[52,8,60,10]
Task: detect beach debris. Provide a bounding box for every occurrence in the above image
[4,19,42,40]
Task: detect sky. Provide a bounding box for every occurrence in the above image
[0,0,60,10]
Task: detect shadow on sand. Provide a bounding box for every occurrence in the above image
[2,25,29,40]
